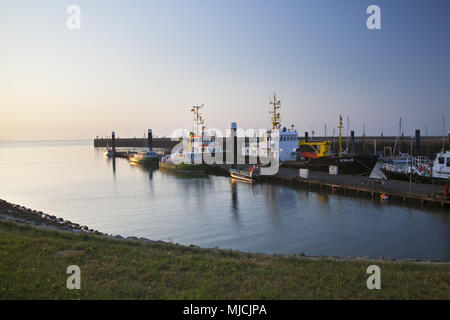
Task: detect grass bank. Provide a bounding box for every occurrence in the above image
[0,220,449,299]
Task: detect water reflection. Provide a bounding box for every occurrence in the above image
[130,162,156,180]
[0,141,449,261]
[260,183,282,227]
[230,179,240,224]
[112,157,116,177]
[159,167,206,179]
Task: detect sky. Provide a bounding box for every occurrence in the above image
[1,0,449,140]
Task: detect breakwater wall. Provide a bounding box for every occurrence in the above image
[94,137,180,149]
[95,135,450,158]
[307,135,449,157]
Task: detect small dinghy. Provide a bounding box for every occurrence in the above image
[229,166,260,183]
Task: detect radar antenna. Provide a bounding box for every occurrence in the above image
[191,104,204,134]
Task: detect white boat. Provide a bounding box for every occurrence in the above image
[381,151,450,184]
[247,94,298,162]
[129,148,159,165]
[103,147,114,158]
[432,151,450,180]
[159,104,219,172]
[229,166,260,183]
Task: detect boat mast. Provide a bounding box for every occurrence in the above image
[338,115,343,157]
[362,122,366,153]
[442,113,446,153]
[269,94,281,130]
[191,104,204,154]
[393,117,401,156]
[332,128,336,153]
[346,116,350,152]
[191,104,204,133]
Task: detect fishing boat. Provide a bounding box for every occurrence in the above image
[432,150,450,181]
[381,151,450,184]
[287,153,379,175]
[247,94,299,162]
[129,148,159,166]
[229,166,260,183]
[158,105,216,173]
[129,129,159,165]
[283,116,378,175]
[103,147,114,158]
[159,155,207,173]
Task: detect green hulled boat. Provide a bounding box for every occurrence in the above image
[158,104,219,173]
[129,148,159,166]
[159,160,206,173]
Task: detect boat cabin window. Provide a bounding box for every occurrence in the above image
[447,158,450,167]
[438,157,444,164]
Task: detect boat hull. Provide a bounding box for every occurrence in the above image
[159,161,207,173]
[283,154,379,175]
[229,171,255,183]
[381,168,450,185]
[129,156,159,166]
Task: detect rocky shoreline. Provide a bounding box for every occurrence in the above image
[0,198,166,244]
[0,198,104,235]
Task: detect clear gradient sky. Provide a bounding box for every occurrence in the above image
[1,0,449,140]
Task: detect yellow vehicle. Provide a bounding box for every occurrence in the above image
[298,116,340,159]
[298,140,331,158]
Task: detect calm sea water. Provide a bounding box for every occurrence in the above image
[0,140,449,260]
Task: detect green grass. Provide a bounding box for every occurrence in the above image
[0,220,449,299]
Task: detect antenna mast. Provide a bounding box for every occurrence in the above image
[393,117,401,156]
[191,104,204,134]
[363,122,366,153]
[338,115,343,157]
[269,94,281,130]
[443,113,446,152]
[346,116,350,151]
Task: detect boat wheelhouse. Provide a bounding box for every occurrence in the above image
[247,94,298,162]
[159,104,219,172]
[432,151,450,180]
